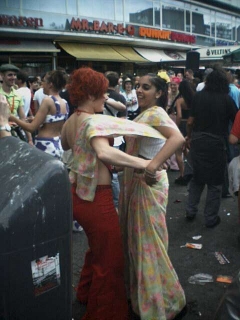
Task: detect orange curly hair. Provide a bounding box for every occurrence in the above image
[67,67,109,106]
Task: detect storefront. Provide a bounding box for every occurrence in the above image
[0,0,239,76]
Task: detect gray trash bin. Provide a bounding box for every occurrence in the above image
[0,137,72,320]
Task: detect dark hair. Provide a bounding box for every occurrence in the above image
[122,76,133,90]
[169,80,195,113]
[27,76,38,88]
[45,70,66,91]
[105,71,119,87]
[185,69,193,75]
[205,68,229,93]
[147,73,168,109]
[67,67,108,106]
[17,70,28,83]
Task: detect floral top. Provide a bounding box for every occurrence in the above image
[69,114,165,201]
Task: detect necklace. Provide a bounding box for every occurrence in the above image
[7,96,15,114]
[75,109,94,116]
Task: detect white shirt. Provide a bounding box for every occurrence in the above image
[33,88,48,106]
[16,87,31,116]
[196,82,205,92]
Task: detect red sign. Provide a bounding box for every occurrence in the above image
[0,15,43,28]
[70,18,134,35]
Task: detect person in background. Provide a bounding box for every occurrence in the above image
[227,71,240,109]
[0,63,33,144]
[196,68,213,92]
[61,66,164,320]
[33,74,48,113]
[119,73,186,320]
[134,75,140,89]
[16,70,31,117]
[167,76,181,171]
[185,68,238,227]
[104,71,127,209]
[168,76,180,111]
[185,69,194,82]
[177,72,184,82]
[9,70,68,160]
[121,76,140,120]
[27,76,40,116]
[0,74,3,87]
[228,110,240,244]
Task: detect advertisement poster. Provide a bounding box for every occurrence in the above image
[31,253,61,296]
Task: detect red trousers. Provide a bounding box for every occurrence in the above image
[72,185,129,320]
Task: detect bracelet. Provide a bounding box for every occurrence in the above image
[144,168,157,177]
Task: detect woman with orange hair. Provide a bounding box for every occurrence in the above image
[61,67,166,320]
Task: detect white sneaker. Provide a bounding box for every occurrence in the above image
[72,220,83,232]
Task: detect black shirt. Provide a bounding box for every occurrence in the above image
[190,91,238,136]
[107,89,127,118]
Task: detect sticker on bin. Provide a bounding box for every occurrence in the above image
[216,275,233,284]
[31,253,61,296]
[181,243,203,249]
[214,252,230,264]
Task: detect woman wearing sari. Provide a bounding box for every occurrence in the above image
[119,73,187,320]
[61,67,171,320]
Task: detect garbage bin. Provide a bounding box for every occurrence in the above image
[0,137,72,320]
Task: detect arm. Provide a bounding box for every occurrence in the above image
[33,100,40,114]
[17,106,33,145]
[175,98,182,127]
[145,126,184,175]
[61,120,71,151]
[229,110,240,145]
[10,99,50,133]
[91,136,149,169]
[229,133,239,145]
[106,98,126,112]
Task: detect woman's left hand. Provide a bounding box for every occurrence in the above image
[144,168,158,186]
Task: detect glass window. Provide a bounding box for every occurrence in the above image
[162,1,184,31]
[191,5,211,36]
[79,0,115,20]
[215,12,233,40]
[22,0,66,14]
[66,0,77,15]
[126,0,154,26]
[153,1,160,27]
[237,18,240,43]
[6,0,20,9]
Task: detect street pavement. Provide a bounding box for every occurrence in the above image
[72,170,240,320]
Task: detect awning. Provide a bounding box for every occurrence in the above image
[223,47,240,63]
[134,48,186,62]
[58,43,148,62]
[0,40,60,52]
[112,46,147,62]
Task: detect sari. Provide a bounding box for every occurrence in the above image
[119,107,186,320]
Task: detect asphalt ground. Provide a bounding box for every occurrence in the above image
[72,170,240,320]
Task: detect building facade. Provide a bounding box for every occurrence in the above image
[0,0,240,75]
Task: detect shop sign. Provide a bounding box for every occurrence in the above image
[139,27,195,44]
[69,18,134,35]
[0,14,43,28]
[68,18,195,44]
[195,45,240,59]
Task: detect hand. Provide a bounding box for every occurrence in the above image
[144,168,157,186]
[185,136,191,149]
[26,116,34,123]
[28,140,34,146]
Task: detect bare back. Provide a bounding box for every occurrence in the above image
[62,113,112,185]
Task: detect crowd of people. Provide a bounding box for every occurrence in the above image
[1,61,240,320]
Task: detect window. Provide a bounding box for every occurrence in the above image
[127,0,154,26]
[79,0,115,20]
[215,12,233,40]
